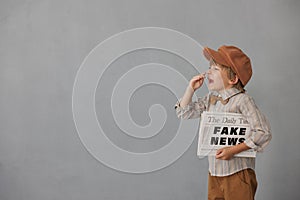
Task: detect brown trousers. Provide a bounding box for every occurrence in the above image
[208,169,257,200]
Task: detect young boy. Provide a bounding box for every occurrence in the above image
[175,45,272,200]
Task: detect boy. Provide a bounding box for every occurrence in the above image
[175,45,272,200]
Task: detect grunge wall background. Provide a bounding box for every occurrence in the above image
[1,0,299,199]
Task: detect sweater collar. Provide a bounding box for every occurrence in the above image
[210,87,243,101]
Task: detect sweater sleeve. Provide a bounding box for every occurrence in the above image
[239,94,272,152]
[174,93,209,119]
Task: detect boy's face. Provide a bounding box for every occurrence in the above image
[206,59,232,92]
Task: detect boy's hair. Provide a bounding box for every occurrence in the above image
[221,65,245,92]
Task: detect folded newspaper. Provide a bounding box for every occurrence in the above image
[197,111,256,158]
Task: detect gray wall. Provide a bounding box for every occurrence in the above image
[1,0,299,199]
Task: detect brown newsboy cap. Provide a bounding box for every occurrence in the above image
[203,45,252,86]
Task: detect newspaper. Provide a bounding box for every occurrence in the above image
[197,111,256,158]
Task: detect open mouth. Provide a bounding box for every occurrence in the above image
[208,78,214,84]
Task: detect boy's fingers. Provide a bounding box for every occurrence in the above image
[215,148,224,158]
[191,76,198,81]
[193,73,205,80]
[199,74,205,79]
[216,148,222,154]
[191,77,201,83]
[216,153,222,159]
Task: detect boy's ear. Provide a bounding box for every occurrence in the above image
[229,75,239,85]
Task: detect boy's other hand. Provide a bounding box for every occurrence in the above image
[189,73,206,91]
[216,143,251,160]
[215,147,234,160]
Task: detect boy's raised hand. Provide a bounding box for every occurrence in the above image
[189,73,206,91]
